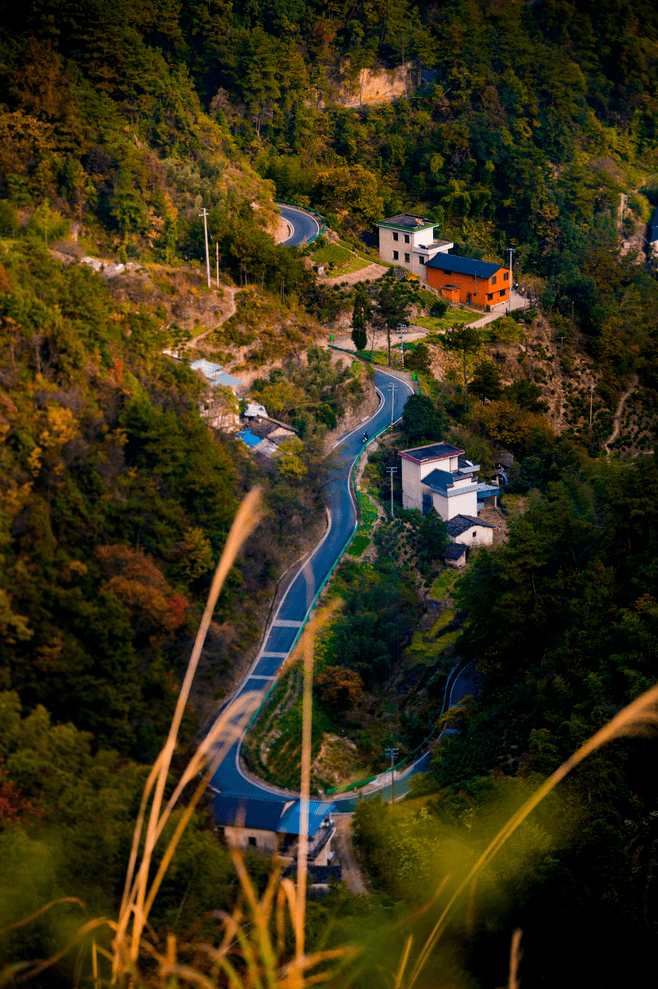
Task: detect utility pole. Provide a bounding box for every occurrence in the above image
[507,247,515,313]
[384,746,399,804]
[199,207,211,288]
[388,382,396,429]
[386,454,398,518]
[215,241,219,288]
[589,380,594,431]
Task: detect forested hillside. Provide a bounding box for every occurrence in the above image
[3,1,658,987]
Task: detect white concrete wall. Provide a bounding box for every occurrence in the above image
[379,225,434,270]
[428,487,477,521]
[418,454,459,481]
[401,458,423,510]
[454,524,494,547]
[223,825,280,854]
[312,830,334,867]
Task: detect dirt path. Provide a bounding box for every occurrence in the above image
[332,815,370,896]
[183,285,239,351]
[604,374,638,455]
[317,261,388,286]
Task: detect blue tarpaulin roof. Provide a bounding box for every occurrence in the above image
[238,429,261,448]
[276,800,334,837]
[212,793,333,837]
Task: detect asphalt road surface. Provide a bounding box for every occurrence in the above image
[212,368,414,800]
[279,204,321,246]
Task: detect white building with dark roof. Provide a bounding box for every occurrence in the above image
[213,793,335,866]
[378,214,453,280]
[399,442,500,520]
[445,514,495,548]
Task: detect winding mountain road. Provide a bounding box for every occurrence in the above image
[279,204,321,246]
[211,369,414,800]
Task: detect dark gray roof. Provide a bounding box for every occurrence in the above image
[213,794,289,831]
[426,254,504,279]
[443,543,467,560]
[446,514,495,537]
[400,442,463,463]
[423,468,455,492]
[380,213,434,229]
[458,456,479,472]
[213,793,333,837]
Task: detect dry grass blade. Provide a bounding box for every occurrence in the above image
[406,682,658,989]
[13,918,115,984]
[508,929,522,989]
[0,897,85,935]
[159,963,217,989]
[392,937,413,989]
[112,489,263,975]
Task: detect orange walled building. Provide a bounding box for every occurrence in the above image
[425,254,509,307]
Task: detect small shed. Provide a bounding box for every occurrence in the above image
[213,793,336,866]
[443,543,467,568]
[440,284,461,303]
[445,514,495,548]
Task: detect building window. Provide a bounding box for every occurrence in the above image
[404,234,410,243]
[499,289,505,297]
[248,836,257,847]
[419,256,425,264]
[393,232,398,241]
[393,250,399,260]
[491,275,497,285]
[443,269,451,275]
[503,271,509,280]
[405,253,410,262]
[487,292,493,300]
[472,531,477,538]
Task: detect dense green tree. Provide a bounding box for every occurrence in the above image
[471,359,503,403]
[442,324,481,408]
[351,283,371,352]
[401,393,445,443]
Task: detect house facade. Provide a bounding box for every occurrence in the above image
[445,514,495,547]
[400,443,479,518]
[400,442,499,520]
[425,254,509,307]
[378,214,453,281]
[213,793,336,867]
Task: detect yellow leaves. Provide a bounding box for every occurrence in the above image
[27,446,42,477]
[2,481,34,517]
[0,107,57,192]
[39,406,79,451]
[175,527,215,581]
[0,587,33,643]
[276,436,307,479]
[68,560,88,576]
[478,399,550,449]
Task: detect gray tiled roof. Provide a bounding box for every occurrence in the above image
[423,468,455,492]
[379,213,434,229]
[446,514,495,537]
[443,543,467,560]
